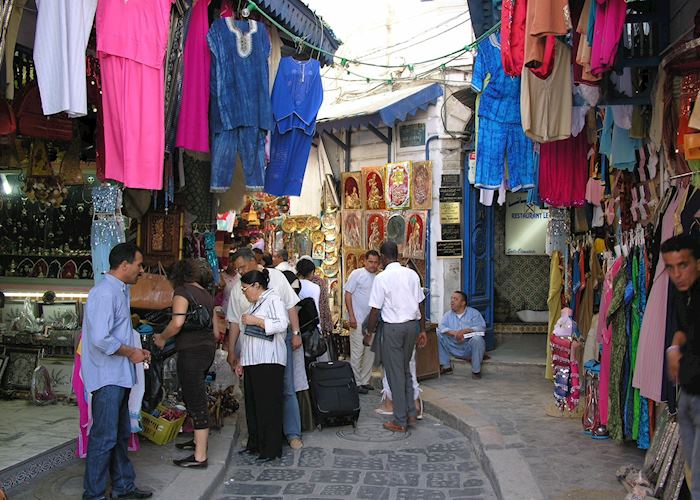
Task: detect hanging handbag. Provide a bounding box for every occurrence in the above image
[129,262,174,311]
[301,326,327,359]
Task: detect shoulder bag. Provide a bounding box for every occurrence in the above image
[243,297,274,342]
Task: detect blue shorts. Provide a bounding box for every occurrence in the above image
[476,116,535,191]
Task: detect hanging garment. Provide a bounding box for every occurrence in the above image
[265,57,324,196]
[633,187,686,402]
[524,0,570,69]
[208,19,273,191]
[91,186,126,284]
[473,34,535,191]
[576,246,603,341]
[520,39,573,143]
[97,0,171,190]
[33,0,97,117]
[599,107,642,172]
[607,257,631,442]
[589,0,627,76]
[176,0,211,153]
[539,133,590,207]
[546,251,563,380]
[500,0,526,76]
[598,256,623,427]
[573,0,600,84]
[5,0,28,100]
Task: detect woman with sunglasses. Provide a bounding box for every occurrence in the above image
[237,269,289,461]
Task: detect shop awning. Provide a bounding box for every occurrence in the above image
[258,0,342,66]
[315,83,444,133]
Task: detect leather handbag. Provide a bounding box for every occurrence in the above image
[179,289,212,331]
[129,263,174,311]
[14,83,73,141]
[244,324,273,342]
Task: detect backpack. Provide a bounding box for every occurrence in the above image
[297,297,319,334]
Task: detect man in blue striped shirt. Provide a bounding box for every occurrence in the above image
[81,243,153,500]
[437,291,486,380]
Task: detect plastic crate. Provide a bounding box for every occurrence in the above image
[140,404,186,445]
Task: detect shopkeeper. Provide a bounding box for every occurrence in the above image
[663,234,700,499]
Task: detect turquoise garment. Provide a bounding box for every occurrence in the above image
[599,108,641,172]
[586,0,597,46]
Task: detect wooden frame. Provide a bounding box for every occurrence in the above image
[386,161,412,210]
[361,166,386,210]
[365,211,387,252]
[341,172,363,210]
[341,210,363,249]
[140,211,183,267]
[411,160,433,210]
[2,347,42,390]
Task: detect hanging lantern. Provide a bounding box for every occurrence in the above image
[247,210,260,226]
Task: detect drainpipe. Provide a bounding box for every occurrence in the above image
[423,135,440,321]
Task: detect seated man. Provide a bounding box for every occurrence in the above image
[437,291,486,379]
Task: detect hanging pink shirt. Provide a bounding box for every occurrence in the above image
[176,0,211,152]
[596,256,623,426]
[590,0,627,76]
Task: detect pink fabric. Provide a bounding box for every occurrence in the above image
[539,133,590,207]
[175,0,211,152]
[633,187,686,401]
[597,256,623,425]
[100,54,165,190]
[72,339,90,459]
[590,0,627,76]
[96,0,171,190]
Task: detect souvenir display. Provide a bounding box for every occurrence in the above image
[386,161,411,210]
[411,160,432,210]
[403,210,427,259]
[341,172,363,210]
[343,248,362,277]
[365,211,387,252]
[361,166,386,210]
[341,210,363,249]
[387,213,406,251]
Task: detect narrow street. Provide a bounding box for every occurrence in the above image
[212,391,497,500]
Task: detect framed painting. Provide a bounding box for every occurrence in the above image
[343,248,363,279]
[141,210,182,267]
[411,160,433,210]
[361,167,386,210]
[2,347,41,390]
[341,210,363,249]
[341,172,363,210]
[403,210,427,259]
[365,211,387,252]
[386,161,412,210]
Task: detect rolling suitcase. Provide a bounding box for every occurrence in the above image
[309,360,360,429]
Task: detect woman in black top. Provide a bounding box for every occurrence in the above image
[154,258,218,468]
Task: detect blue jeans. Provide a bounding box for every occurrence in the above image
[283,329,301,440]
[437,332,486,374]
[83,385,136,500]
[678,390,700,499]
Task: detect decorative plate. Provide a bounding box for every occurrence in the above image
[311,230,325,244]
[282,218,297,233]
[306,216,321,231]
[321,213,336,230]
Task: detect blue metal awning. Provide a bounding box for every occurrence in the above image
[316,83,444,133]
[257,0,342,67]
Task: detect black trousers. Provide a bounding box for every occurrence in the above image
[243,363,285,459]
[177,345,216,429]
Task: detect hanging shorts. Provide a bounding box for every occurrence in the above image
[475,116,535,191]
[210,126,266,192]
[100,54,164,190]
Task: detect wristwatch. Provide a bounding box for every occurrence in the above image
[292,330,301,336]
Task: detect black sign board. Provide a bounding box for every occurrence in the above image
[441,224,461,240]
[439,186,463,202]
[441,174,460,186]
[436,240,463,258]
[398,123,426,148]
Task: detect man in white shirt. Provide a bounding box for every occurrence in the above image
[226,248,305,450]
[273,248,296,274]
[366,241,427,432]
[345,250,380,394]
[437,291,487,379]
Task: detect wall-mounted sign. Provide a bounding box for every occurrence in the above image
[437,240,463,258]
[505,192,549,255]
[439,187,462,202]
[398,122,426,148]
[439,202,461,224]
[441,174,460,186]
[441,224,461,240]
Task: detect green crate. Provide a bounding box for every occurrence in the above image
[140,404,186,445]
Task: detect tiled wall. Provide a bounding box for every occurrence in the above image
[493,204,550,321]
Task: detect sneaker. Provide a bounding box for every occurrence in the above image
[289,438,303,450]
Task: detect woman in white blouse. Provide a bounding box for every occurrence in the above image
[237,269,289,462]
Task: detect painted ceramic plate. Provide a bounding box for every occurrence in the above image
[324,240,338,253]
[322,263,338,278]
[296,217,308,232]
[323,255,338,266]
[282,218,297,233]
[311,230,325,244]
[306,216,321,231]
[321,213,336,230]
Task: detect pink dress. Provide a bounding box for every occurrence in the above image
[596,256,623,426]
[175,0,211,152]
[539,133,590,207]
[96,0,173,190]
[633,187,686,401]
[590,0,627,76]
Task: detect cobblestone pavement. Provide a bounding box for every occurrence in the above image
[423,362,645,500]
[211,392,497,500]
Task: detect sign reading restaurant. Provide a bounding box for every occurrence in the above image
[505,192,549,256]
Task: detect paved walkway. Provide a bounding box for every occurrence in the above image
[421,361,645,500]
[212,391,496,500]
